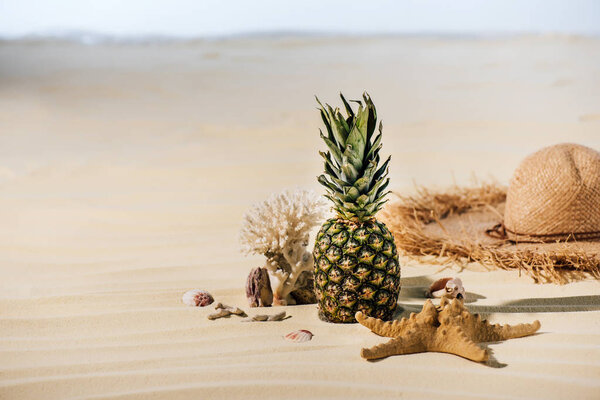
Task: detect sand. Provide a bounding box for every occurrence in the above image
[1,35,600,399]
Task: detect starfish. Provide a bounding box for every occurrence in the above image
[356,296,541,363]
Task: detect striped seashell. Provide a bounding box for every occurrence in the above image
[182,289,214,307]
[284,329,313,343]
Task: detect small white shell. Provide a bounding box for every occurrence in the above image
[284,329,313,343]
[427,277,465,299]
[444,278,465,299]
[182,289,214,307]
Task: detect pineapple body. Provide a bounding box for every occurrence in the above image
[314,218,400,323]
[314,92,401,323]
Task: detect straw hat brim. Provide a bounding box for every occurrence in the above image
[421,202,600,256]
[380,184,600,283]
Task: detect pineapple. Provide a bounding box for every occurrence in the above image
[313,92,401,323]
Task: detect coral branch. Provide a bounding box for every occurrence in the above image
[240,189,329,305]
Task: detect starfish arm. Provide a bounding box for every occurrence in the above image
[431,325,489,362]
[439,299,541,343]
[475,319,541,342]
[360,334,427,360]
[355,311,411,338]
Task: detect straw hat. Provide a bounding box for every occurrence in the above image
[491,143,600,242]
[381,143,600,283]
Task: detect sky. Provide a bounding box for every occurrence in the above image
[0,0,599,38]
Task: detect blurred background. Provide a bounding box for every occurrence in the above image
[0,0,599,294]
[2,0,600,37]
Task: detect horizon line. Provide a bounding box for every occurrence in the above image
[2,29,600,45]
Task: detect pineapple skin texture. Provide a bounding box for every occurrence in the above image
[313,218,401,323]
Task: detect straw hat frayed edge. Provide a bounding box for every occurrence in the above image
[380,183,600,284]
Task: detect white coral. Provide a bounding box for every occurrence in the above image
[240,188,328,305]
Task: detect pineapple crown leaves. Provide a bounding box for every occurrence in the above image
[316,92,391,221]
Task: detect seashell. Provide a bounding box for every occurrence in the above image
[214,302,247,317]
[182,289,214,307]
[425,278,452,298]
[208,303,248,320]
[245,311,287,322]
[230,307,246,316]
[425,277,465,299]
[207,309,230,320]
[445,278,465,299]
[246,267,273,307]
[284,329,313,343]
[268,311,287,321]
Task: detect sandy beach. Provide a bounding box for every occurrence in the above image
[1,35,600,399]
